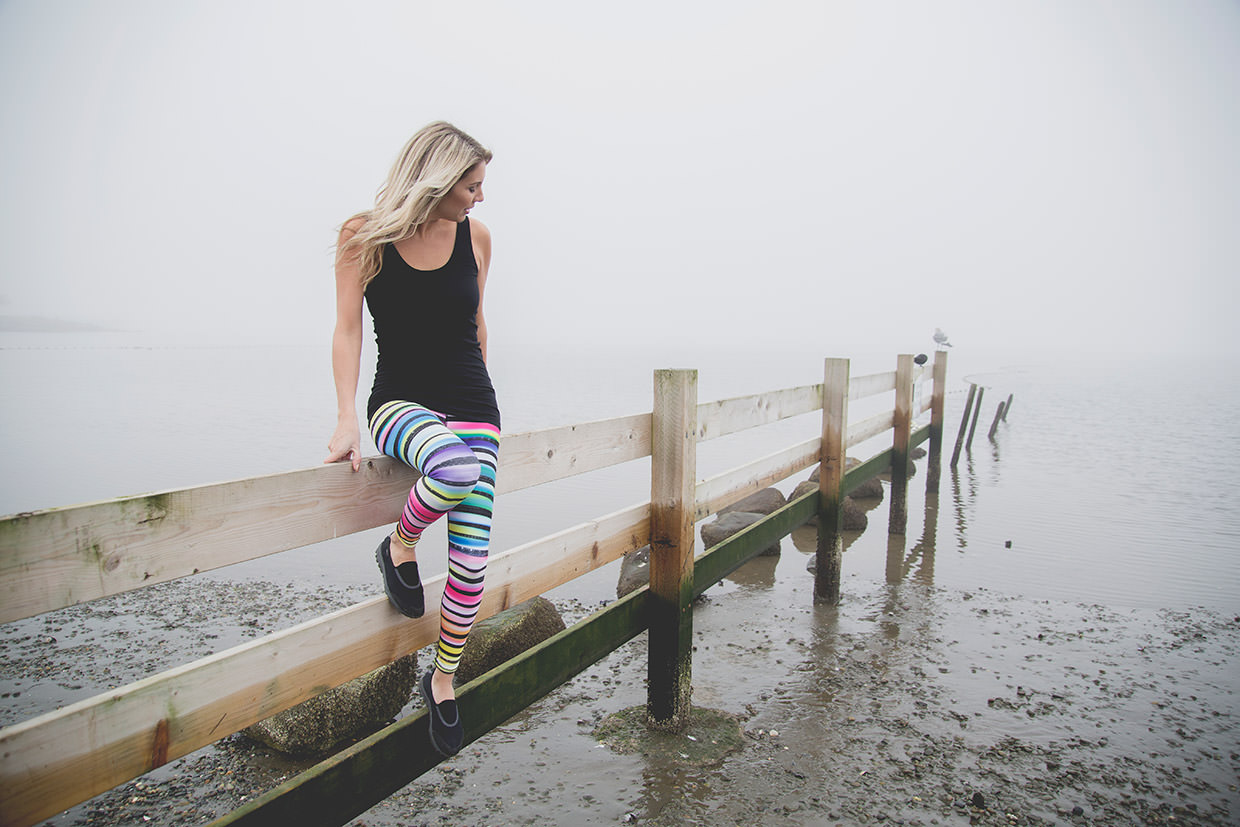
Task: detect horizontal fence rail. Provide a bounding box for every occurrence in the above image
[0,353,947,827]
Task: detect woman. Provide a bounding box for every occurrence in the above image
[326,121,500,757]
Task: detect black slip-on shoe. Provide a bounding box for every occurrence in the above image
[375,536,425,618]
[419,668,464,757]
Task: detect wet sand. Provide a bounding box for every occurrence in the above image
[4,520,1238,827]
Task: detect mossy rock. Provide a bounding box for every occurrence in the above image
[455,596,565,685]
[593,706,745,767]
[243,653,418,757]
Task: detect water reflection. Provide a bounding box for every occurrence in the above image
[723,550,778,590]
[885,492,939,586]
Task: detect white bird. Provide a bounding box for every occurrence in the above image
[933,328,952,349]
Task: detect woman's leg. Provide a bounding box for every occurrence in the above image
[369,401,483,555]
[434,419,500,678]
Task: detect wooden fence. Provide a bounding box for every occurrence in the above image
[0,352,947,827]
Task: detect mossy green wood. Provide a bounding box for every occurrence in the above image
[694,490,818,597]
[209,589,649,827]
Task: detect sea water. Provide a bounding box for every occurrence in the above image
[2,332,1238,613]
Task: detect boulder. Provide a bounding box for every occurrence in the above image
[808,458,884,500]
[701,511,780,556]
[791,480,868,531]
[719,488,785,517]
[617,545,650,599]
[454,597,566,685]
[244,653,418,757]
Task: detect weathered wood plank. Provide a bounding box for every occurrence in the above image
[0,501,649,827]
[0,414,652,624]
[211,587,650,827]
[495,413,651,493]
[846,410,895,448]
[0,459,415,624]
[849,370,895,400]
[693,438,820,521]
[695,384,822,442]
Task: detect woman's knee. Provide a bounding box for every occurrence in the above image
[426,446,482,497]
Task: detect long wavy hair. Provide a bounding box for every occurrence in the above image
[340,121,492,290]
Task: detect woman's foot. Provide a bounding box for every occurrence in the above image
[420,668,464,756]
[375,535,424,617]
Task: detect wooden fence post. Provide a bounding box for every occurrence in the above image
[889,354,914,535]
[950,383,977,468]
[647,368,697,732]
[926,351,948,492]
[815,358,849,604]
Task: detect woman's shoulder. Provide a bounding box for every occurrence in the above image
[468,217,491,241]
[339,214,368,240]
[466,218,491,260]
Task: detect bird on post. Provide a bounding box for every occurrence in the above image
[933,328,952,349]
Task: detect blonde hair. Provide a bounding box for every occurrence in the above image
[340,121,492,289]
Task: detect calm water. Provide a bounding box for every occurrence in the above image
[2,333,1238,613]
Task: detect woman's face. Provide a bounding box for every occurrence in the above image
[433,162,486,222]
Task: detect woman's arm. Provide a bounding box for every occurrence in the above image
[472,218,493,364]
[326,220,366,471]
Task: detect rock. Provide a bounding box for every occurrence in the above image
[911,446,927,460]
[719,488,785,517]
[617,545,650,598]
[243,653,418,757]
[454,597,566,685]
[845,458,884,501]
[701,511,780,556]
[806,459,883,500]
[789,481,868,531]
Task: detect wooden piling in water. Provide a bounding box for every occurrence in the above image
[1002,394,1014,421]
[815,358,849,604]
[646,369,697,732]
[926,351,948,492]
[889,354,914,535]
[950,383,977,468]
[988,401,1006,439]
[964,386,985,453]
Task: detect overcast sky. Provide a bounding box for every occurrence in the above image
[1,0,1237,358]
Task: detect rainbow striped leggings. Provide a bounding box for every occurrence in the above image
[369,400,500,675]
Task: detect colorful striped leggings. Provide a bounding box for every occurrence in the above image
[369,400,500,675]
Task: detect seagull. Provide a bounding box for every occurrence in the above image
[933,328,952,349]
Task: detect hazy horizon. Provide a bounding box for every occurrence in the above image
[2,0,1238,359]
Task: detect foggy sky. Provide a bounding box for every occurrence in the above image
[2,0,1237,358]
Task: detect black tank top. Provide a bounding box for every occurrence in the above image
[365,218,500,427]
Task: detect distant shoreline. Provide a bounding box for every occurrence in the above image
[0,315,115,333]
